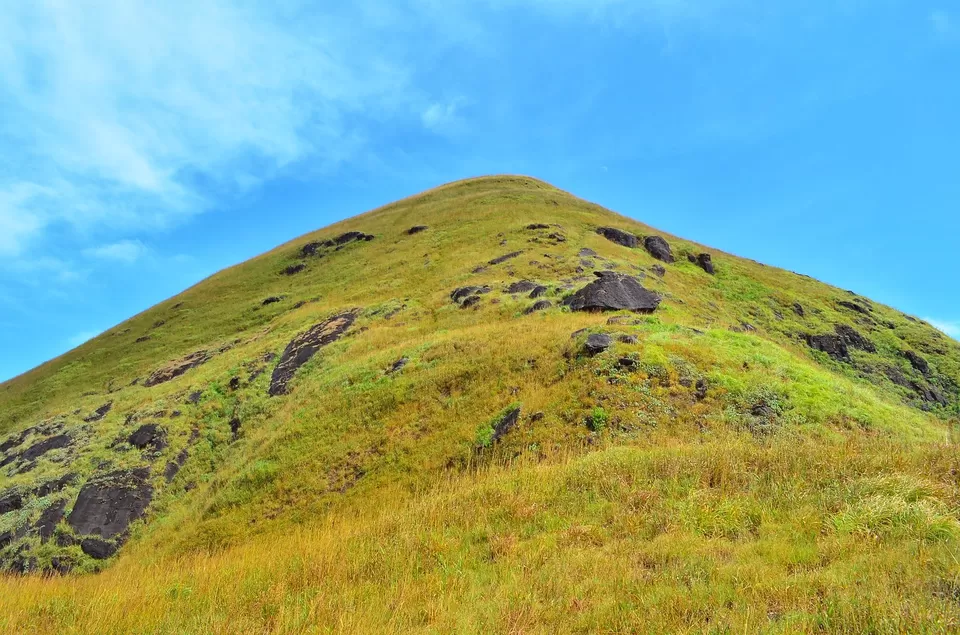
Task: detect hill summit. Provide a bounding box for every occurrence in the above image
[2,176,960,632]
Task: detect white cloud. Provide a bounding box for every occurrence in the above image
[925,318,960,339]
[83,240,148,264]
[421,98,469,134]
[930,10,955,37]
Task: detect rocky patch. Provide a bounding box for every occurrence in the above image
[67,468,153,540]
[0,491,23,514]
[643,236,675,263]
[526,223,550,230]
[282,263,306,276]
[406,225,429,235]
[269,311,358,396]
[578,248,597,258]
[301,232,374,258]
[387,358,408,375]
[35,499,67,542]
[451,286,491,307]
[904,350,930,375]
[83,402,113,423]
[524,300,552,315]
[488,251,523,266]
[835,324,876,353]
[688,253,715,274]
[793,303,806,317]
[144,351,212,387]
[649,264,666,278]
[36,474,77,498]
[490,407,521,445]
[565,272,662,313]
[529,285,548,298]
[19,434,72,464]
[505,280,537,294]
[805,334,849,362]
[164,449,189,483]
[596,227,638,248]
[80,537,118,560]
[128,424,167,453]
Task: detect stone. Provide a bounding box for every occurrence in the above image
[526,223,550,230]
[387,358,409,375]
[643,236,675,263]
[451,286,491,306]
[144,351,212,387]
[578,248,598,258]
[505,280,538,294]
[649,264,666,278]
[904,350,930,375]
[128,424,167,453]
[83,402,113,423]
[793,302,806,317]
[490,407,521,444]
[67,468,153,539]
[835,324,876,353]
[688,253,715,274]
[805,334,849,362]
[406,225,429,235]
[262,296,283,306]
[529,285,548,299]
[269,311,358,396]
[596,227,638,248]
[35,499,67,542]
[565,272,662,313]
[282,263,306,276]
[524,300,552,315]
[80,537,118,560]
[35,474,77,498]
[20,434,72,463]
[489,251,523,265]
[0,491,23,514]
[584,333,614,356]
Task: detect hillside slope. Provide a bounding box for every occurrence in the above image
[2,176,960,632]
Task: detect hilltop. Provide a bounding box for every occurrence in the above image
[1,175,959,632]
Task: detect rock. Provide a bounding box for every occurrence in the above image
[529,285,548,299]
[526,223,550,230]
[229,417,241,440]
[164,449,189,483]
[565,272,662,313]
[406,226,429,235]
[387,358,408,375]
[695,379,709,401]
[461,295,482,309]
[835,324,876,353]
[262,296,283,306]
[904,350,930,375]
[885,367,913,388]
[912,381,948,406]
[282,263,306,276]
[793,302,806,317]
[301,242,323,257]
[618,357,639,370]
[578,248,597,257]
[83,402,113,423]
[688,253,715,274]
[838,300,872,315]
[649,264,666,278]
[229,377,240,391]
[303,232,373,252]
[128,424,167,453]
[547,233,566,243]
[805,334,849,362]
[451,286,491,306]
[490,407,521,444]
[505,280,537,294]
[35,474,77,498]
[643,236,674,263]
[596,227,638,248]
[20,434,72,463]
[489,251,523,265]
[80,537,118,560]
[584,333,614,356]
[145,351,212,387]
[580,259,595,268]
[68,468,153,539]
[0,491,23,514]
[35,499,67,542]
[269,311,358,396]
[524,300,552,315]
[187,390,203,405]
[617,334,638,344]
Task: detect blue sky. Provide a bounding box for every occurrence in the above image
[0,1,958,382]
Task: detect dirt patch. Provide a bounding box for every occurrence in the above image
[643,236,675,263]
[564,272,662,313]
[596,227,638,248]
[269,311,359,396]
[144,351,212,387]
[67,468,153,539]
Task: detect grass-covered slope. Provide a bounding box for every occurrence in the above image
[1,175,960,632]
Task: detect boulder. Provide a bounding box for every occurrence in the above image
[793,302,806,318]
[529,285,548,299]
[643,236,675,263]
[387,358,408,375]
[20,434,72,463]
[0,491,23,514]
[35,499,67,542]
[596,227,638,248]
[688,253,715,274]
[524,300,552,315]
[262,296,283,306]
[489,251,523,265]
[80,537,118,560]
[269,311,358,396]
[406,226,428,235]
[835,324,876,353]
[127,424,167,453]
[505,280,538,294]
[282,263,306,276]
[451,286,491,306]
[649,264,666,278]
[68,468,153,539]
[584,333,614,356]
[526,224,550,230]
[578,248,597,258]
[805,334,849,362]
[565,272,662,313]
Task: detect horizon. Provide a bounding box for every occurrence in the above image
[1,1,959,382]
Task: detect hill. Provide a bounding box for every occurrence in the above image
[1,175,959,632]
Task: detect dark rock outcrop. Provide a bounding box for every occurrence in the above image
[302,232,373,257]
[406,226,429,235]
[128,424,167,453]
[578,248,597,258]
[584,333,613,356]
[36,474,77,498]
[20,434,72,463]
[835,324,876,353]
[838,300,872,315]
[80,537,118,560]
[793,303,805,317]
[262,296,283,306]
[387,358,408,375]
[505,280,537,294]
[643,236,674,263]
[565,272,662,313]
[490,407,521,444]
[524,300,552,314]
[688,253,715,274]
[904,350,930,375]
[649,264,666,278]
[805,334,849,362]
[526,223,550,230]
[67,468,153,539]
[913,382,948,406]
[83,402,113,423]
[451,286,491,306]
[596,227,638,248]
[269,311,358,396]
[35,499,67,542]
[282,263,306,276]
[164,449,189,483]
[489,251,523,265]
[144,351,211,387]
[0,491,23,514]
[529,285,548,299]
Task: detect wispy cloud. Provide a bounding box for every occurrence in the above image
[83,240,148,264]
[925,318,960,339]
[930,10,953,35]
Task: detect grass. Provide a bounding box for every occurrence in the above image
[0,175,959,632]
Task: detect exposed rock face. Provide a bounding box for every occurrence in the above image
[144,351,212,387]
[489,251,523,265]
[505,280,537,294]
[793,302,806,317]
[36,474,77,498]
[650,264,666,278]
[689,253,715,274]
[81,537,118,560]
[20,434,72,463]
[67,468,153,539]
[529,285,548,299]
[490,407,521,444]
[526,223,550,230]
[84,402,113,423]
[584,333,613,356]
[904,350,930,375]
[524,300,552,314]
[804,325,874,361]
[406,226,428,235]
[0,491,23,514]
[578,248,597,258]
[913,382,949,406]
[565,272,662,313]
[838,300,872,315]
[262,296,283,306]
[387,358,408,375]
[128,424,167,453]
[835,324,876,353]
[269,311,358,396]
[451,286,491,306]
[643,236,674,263]
[301,232,374,257]
[282,263,306,276]
[35,499,67,542]
[596,227,638,248]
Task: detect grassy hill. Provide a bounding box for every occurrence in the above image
[1,175,959,633]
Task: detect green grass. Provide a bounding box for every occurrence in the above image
[0,175,958,632]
